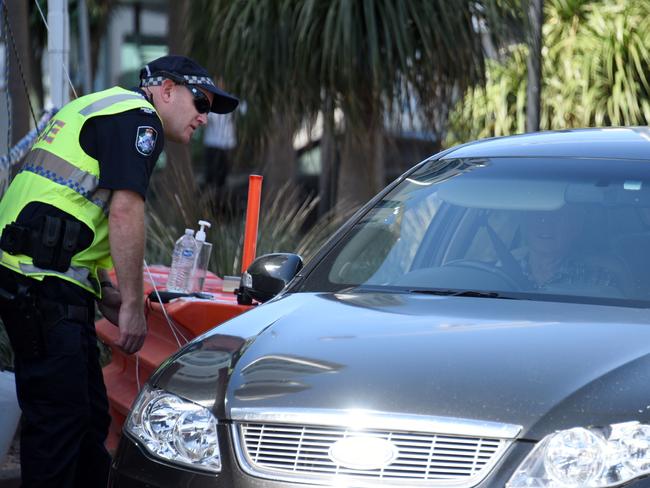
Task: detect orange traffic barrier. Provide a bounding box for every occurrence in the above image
[96,266,252,451]
[241,175,263,272]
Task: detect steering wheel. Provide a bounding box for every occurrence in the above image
[442,259,527,290]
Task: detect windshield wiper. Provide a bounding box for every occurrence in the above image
[408,288,458,296]
[409,289,517,300]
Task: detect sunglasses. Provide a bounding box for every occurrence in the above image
[185,85,211,114]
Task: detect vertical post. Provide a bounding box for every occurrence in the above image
[525,0,544,133]
[78,0,92,94]
[48,0,70,107]
[319,97,336,217]
[241,175,263,273]
[0,6,9,156]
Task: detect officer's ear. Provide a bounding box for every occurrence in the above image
[159,78,176,103]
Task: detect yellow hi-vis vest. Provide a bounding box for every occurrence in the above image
[0,87,160,297]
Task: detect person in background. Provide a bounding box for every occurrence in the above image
[0,55,238,488]
[203,88,237,190]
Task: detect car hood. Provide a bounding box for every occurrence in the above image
[154,292,650,439]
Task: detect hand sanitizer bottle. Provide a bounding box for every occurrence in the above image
[192,220,213,293]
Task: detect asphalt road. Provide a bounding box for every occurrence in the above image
[0,474,19,488]
[0,437,19,487]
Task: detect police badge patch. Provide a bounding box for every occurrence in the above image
[135,126,158,156]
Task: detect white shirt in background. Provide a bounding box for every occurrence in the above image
[204,112,236,150]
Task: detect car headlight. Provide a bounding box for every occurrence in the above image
[507,421,650,487]
[125,385,221,473]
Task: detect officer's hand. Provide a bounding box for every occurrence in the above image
[116,304,147,354]
[97,286,121,326]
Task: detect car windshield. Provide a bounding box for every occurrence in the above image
[299,157,650,307]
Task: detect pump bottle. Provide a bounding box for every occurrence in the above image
[192,220,213,292]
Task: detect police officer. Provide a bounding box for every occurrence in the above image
[0,55,238,487]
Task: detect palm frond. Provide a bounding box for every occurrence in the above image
[146,167,353,277]
[189,0,508,138]
[446,0,650,144]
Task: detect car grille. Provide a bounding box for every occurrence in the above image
[231,409,520,487]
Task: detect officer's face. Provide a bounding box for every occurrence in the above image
[162,83,213,144]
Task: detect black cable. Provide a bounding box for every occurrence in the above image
[2,0,40,137]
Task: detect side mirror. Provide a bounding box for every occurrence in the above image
[236,253,303,305]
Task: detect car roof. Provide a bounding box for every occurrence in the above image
[442,127,650,160]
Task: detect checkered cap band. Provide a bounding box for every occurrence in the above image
[140,75,216,87]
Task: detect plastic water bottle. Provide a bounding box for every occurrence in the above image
[167,229,198,293]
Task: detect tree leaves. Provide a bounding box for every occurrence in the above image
[447,0,650,144]
[188,0,505,138]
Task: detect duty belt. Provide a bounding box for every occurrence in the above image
[0,284,92,324]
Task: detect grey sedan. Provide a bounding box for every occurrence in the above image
[110,128,650,488]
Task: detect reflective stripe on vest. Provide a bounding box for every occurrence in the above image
[19,148,111,213]
[78,93,147,116]
[0,249,100,294]
[0,86,158,297]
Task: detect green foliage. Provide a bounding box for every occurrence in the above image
[188,0,510,141]
[145,159,353,277]
[187,1,514,207]
[446,45,529,143]
[446,0,650,145]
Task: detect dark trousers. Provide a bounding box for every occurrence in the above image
[0,266,111,488]
[204,146,231,189]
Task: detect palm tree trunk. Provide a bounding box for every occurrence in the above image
[163,0,193,205]
[525,0,544,132]
[263,111,296,193]
[337,124,384,210]
[318,98,337,216]
[336,85,385,210]
[89,0,117,78]
[77,0,92,95]
[30,47,44,112]
[167,0,189,54]
[6,0,32,145]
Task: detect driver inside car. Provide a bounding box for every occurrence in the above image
[513,204,623,295]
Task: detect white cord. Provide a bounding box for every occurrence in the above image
[143,259,189,346]
[33,0,49,28]
[135,354,141,392]
[33,0,79,100]
[130,259,190,392]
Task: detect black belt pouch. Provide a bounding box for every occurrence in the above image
[32,215,62,270]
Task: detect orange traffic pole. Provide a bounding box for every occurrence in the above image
[241,175,263,272]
